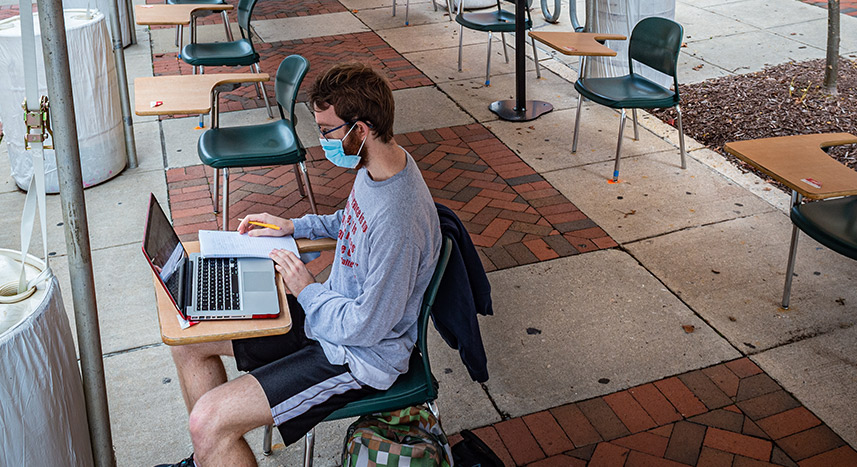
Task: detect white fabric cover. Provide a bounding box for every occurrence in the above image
[64,0,133,47]
[0,252,93,466]
[586,0,676,87]
[0,9,126,193]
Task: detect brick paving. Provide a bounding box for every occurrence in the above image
[800,0,857,16]
[165,123,614,273]
[152,31,431,118]
[145,0,347,26]
[447,358,857,466]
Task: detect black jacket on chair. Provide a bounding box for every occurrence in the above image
[432,203,493,383]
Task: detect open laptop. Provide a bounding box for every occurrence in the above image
[142,193,280,321]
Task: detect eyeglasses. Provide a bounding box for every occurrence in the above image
[317,121,354,140]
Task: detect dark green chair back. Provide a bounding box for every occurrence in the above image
[236,0,258,34]
[628,17,683,89]
[322,234,452,420]
[791,196,857,261]
[274,55,309,125]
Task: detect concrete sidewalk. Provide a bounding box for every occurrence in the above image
[1,0,856,464]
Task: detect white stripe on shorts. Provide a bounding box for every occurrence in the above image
[271,372,362,426]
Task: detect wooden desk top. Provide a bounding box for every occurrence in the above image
[155,238,337,345]
[134,73,269,116]
[528,31,626,57]
[724,133,857,200]
[135,3,233,26]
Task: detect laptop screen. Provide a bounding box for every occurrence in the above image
[143,193,187,307]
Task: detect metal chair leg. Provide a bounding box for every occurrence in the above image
[212,167,220,213]
[405,0,410,25]
[676,104,687,169]
[632,108,639,140]
[294,164,306,197]
[485,32,493,86]
[500,32,508,63]
[221,168,230,230]
[571,93,583,153]
[392,0,396,16]
[531,36,541,79]
[613,109,627,182]
[303,428,315,467]
[221,10,233,41]
[254,63,274,119]
[263,424,273,456]
[782,190,803,309]
[457,24,464,72]
[177,24,183,58]
[300,161,318,214]
[175,25,180,47]
[198,66,206,128]
[447,0,454,18]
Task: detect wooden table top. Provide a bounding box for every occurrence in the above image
[528,31,626,57]
[155,238,337,345]
[724,133,857,200]
[134,3,233,26]
[134,73,269,116]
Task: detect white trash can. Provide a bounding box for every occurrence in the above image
[0,9,126,193]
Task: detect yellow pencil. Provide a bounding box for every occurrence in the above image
[246,220,281,230]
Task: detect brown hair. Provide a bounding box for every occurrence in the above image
[309,63,395,143]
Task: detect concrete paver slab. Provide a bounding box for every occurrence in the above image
[355,3,450,30]
[392,86,475,135]
[488,106,675,174]
[678,51,733,84]
[0,169,168,257]
[342,0,433,11]
[706,0,826,29]
[405,42,535,83]
[682,29,822,74]
[753,325,857,447]
[162,116,209,168]
[253,12,369,43]
[51,243,162,356]
[768,15,857,55]
[438,67,575,122]
[133,120,168,172]
[676,1,758,42]
[626,211,857,354]
[481,250,739,418]
[543,150,775,244]
[0,144,17,195]
[378,20,481,54]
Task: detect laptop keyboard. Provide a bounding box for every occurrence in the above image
[196,258,240,311]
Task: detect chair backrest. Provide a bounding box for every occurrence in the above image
[628,17,683,88]
[274,55,310,125]
[237,0,259,36]
[415,235,453,400]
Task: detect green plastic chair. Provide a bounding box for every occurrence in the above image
[262,235,453,466]
[168,0,233,56]
[182,0,273,126]
[455,0,541,86]
[572,17,686,183]
[782,196,857,308]
[197,55,317,229]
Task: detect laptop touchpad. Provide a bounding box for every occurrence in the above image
[243,272,273,292]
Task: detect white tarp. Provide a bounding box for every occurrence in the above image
[587,0,676,87]
[0,9,126,193]
[0,252,93,466]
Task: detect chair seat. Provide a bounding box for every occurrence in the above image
[198,119,305,168]
[455,9,530,33]
[323,351,437,421]
[182,40,258,67]
[575,74,677,109]
[791,196,857,261]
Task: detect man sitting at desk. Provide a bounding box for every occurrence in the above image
[157,63,441,467]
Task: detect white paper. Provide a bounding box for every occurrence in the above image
[198,230,299,259]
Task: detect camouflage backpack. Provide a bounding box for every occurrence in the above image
[342,406,453,467]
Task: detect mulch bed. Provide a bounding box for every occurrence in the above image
[650,58,857,191]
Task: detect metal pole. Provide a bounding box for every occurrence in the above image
[107,0,138,168]
[34,1,116,466]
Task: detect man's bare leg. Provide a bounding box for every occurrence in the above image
[170,340,234,412]
[188,373,274,466]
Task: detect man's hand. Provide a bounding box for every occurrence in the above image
[270,249,314,296]
[237,213,294,237]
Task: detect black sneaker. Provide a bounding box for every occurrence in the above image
[154,454,194,467]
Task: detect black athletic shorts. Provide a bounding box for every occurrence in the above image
[232,295,377,445]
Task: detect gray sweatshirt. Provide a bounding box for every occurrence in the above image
[292,152,441,390]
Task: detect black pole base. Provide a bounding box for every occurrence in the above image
[489,100,553,122]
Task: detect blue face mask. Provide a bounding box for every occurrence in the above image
[319,123,368,169]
